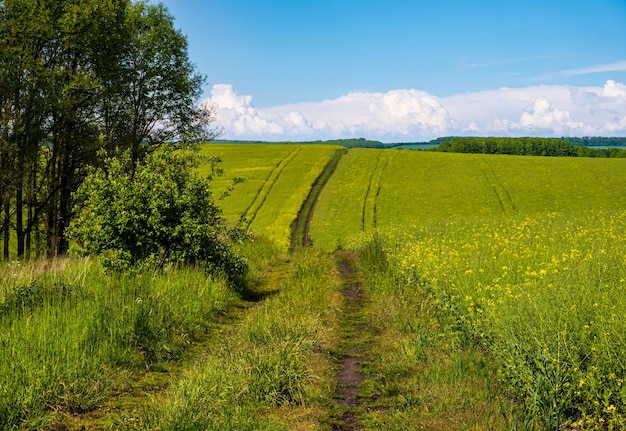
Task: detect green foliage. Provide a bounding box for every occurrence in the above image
[67,144,247,281]
[560,136,626,148]
[0,0,215,258]
[433,136,626,157]
[0,257,239,429]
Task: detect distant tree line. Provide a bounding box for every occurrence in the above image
[432,137,626,158]
[213,137,391,149]
[559,136,626,147]
[215,136,626,152]
[0,0,217,260]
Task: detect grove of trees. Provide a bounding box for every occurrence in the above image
[0,0,218,260]
[433,137,626,158]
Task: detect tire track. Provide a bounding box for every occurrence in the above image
[243,147,301,229]
[362,152,389,231]
[333,251,368,431]
[290,148,347,251]
[479,156,517,215]
[372,153,389,229]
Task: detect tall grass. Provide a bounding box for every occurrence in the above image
[125,247,343,430]
[353,237,521,430]
[0,257,239,429]
[352,210,626,429]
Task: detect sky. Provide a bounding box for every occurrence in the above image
[155,0,626,142]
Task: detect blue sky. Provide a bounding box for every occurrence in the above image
[156,0,626,142]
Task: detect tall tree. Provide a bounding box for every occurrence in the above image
[102,1,219,167]
[0,0,215,258]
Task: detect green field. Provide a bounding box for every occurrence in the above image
[4,144,626,429]
[200,144,340,250]
[310,149,626,250]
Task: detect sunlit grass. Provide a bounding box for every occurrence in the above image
[353,237,521,430]
[311,150,626,251]
[308,149,380,251]
[351,210,626,429]
[201,143,340,250]
[0,256,240,429]
[124,248,343,430]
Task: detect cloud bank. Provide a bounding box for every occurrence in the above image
[204,80,626,142]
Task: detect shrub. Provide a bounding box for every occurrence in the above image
[67,144,247,283]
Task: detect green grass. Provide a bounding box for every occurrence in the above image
[308,149,381,251]
[311,148,626,428]
[310,150,626,251]
[348,237,522,430]
[201,144,340,250]
[0,256,242,429]
[122,248,343,430]
[290,148,347,250]
[7,145,626,429]
[199,144,297,223]
[350,210,626,429]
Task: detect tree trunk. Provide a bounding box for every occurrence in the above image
[3,196,9,260]
[15,178,24,257]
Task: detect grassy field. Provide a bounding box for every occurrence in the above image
[121,247,343,430]
[200,144,341,250]
[348,210,626,429]
[310,149,626,251]
[0,256,241,429]
[5,144,626,429]
[310,148,626,427]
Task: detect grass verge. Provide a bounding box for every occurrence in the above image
[122,247,344,430]
[0,236,287,430]
[353,236,523,430]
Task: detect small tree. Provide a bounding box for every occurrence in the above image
[67,144,247,282]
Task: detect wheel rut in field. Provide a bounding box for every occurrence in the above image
[290,148,346,250]
[362,152,389,231]
[480,156,517,215]
[244,147,301,229]
[333,251,369,431]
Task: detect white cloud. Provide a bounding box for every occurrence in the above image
[517,97,581,134]
[205,81,626,142]
[602,79,626,98]
[557,60,626,77]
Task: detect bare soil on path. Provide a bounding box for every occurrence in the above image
[333,251,370,431]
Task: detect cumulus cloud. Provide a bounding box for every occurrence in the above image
[205,81,626,142]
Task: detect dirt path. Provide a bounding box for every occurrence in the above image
[333,251,369,431]
[290,148,347,250]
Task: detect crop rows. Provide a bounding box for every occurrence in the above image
[242,147,302,228]
[362,152,389,231]
[202,144,340,250]
[310,150,626,251]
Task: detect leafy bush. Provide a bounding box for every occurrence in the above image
[67,144,247,282]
